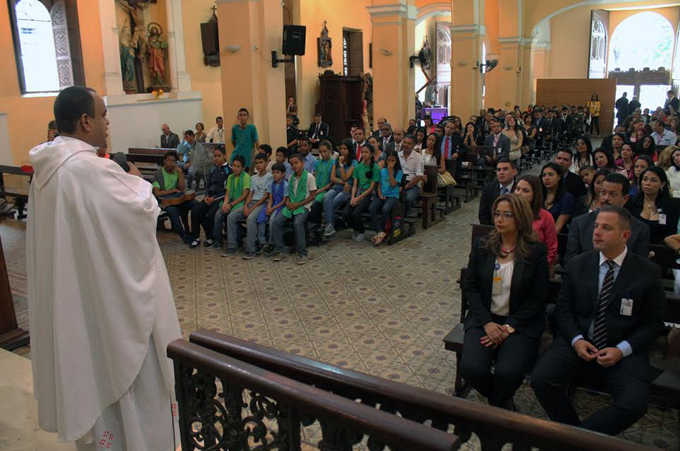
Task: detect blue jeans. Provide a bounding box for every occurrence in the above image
[323,186,349,225]
[226,201,265,253]
[369,196,398,233]
[403,185,421,218]
[164,200,196,238]
[186,165,207,191]
[272,209,309,256]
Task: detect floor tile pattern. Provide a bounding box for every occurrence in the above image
[2,192,678,449]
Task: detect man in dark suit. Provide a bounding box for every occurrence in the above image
[384,127,405,153]
[565,173,649,263]
[307,113,330,147]
[554,149,587,199]
[379,123,395,151]
[615,92,629,126]
[160,124,180,148]
[286,115,299,153]
[476,111,493,137]
[664,90,680,115]
[628,95,641,117]
[482,120,511,166]
[478,158,517,225]
[532,205,666,436]
[436,121,467,177]
[371,117,387,139]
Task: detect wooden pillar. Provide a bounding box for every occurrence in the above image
[216,0,286,157]
[368,0,416,128]
[0,235,29,351]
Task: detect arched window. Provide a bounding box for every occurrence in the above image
[9,0,84,94]
[608,12,674,72]
[588,16,607,79]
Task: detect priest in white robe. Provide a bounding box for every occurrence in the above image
[26,86,182,450]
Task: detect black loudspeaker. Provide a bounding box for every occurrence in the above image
[282,25,306,56]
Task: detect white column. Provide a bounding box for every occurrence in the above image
[98,0,125,95]
[166,0,192,92]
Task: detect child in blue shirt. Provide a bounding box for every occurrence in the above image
[259,163,289,255]
[369,150,403,246]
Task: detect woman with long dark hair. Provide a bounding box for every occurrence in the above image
[460,194,549,409]
[593,148,617,170]
[630,155,654,198]
[570,136,593,173]
[665,147,680,198]
[574,168,610,217]
[514,175,558,272]
[626,166,679,244]
[541,162,574,233]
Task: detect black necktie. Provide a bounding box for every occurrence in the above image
[593,261,616,350]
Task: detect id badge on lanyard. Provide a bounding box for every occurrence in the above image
[492,262,502,295]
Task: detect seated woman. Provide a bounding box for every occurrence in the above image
[541,162,574,234]
[665,147,680,198]
[514,175,557,273]
[422,132,446,177]
[367,135,385,167]
[592,147,617,171]
[629,155,654,198]
[460,194,550,409]
[615,142,636,180]
[323,139,357,239]
[625,166,680,245]
[503,115,523,162]
[570,136,593,174]
[369,151,403,246]
[637,135,657,161]
[573,168,610,217]
[657,145,679,171]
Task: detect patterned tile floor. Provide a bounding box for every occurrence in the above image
[2,192,678,449]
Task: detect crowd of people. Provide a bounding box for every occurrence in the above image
[467,95,680,440]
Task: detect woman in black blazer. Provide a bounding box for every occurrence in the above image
[461,193,550,409]
[625,166,680,245]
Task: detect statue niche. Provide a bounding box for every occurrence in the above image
[115,0,169,94]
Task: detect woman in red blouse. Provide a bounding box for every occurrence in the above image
[514,174,558,276]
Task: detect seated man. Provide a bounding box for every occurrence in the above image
[160,123,180,148]
[554,149,587,199]
[178,130,210,190]
[270,153,317,265]
[532,206,666,436]
[152,151,196,244]
[565,173,649,263]
[398,134,425,218]
[482,120,510,167]
[297,137,318,175]
[478,159,517,226]
[308,113,330,148]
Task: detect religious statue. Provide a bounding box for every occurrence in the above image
[119,21,136,93]
[147,22,167,87]
[317,21,333,68]
[115,0,150,62]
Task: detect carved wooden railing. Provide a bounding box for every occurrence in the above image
[189,330,655,451]
[168,339,460,451]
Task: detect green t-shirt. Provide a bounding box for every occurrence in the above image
[354,162,380,191]
[226,172,252,210]
[152,167,179,191]
[231,124,259,168]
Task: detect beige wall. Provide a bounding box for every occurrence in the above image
[181,0,222,128]
[0,0,105,165]
[295,0,373,129]
[546,6,591,79]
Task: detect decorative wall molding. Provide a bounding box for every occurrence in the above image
[367,3,418,21]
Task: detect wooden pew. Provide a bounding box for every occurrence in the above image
[421,165,445,229]
[0,165,32,219]
[188,330,654,451]
[168,339,460,451]
[454,152,481,202]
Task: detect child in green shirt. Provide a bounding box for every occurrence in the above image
[342,143,379,242]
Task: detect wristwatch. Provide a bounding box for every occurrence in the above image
[504,324,515,334]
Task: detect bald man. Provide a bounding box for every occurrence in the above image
[385,127,405,153]
[160,123,180,148]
